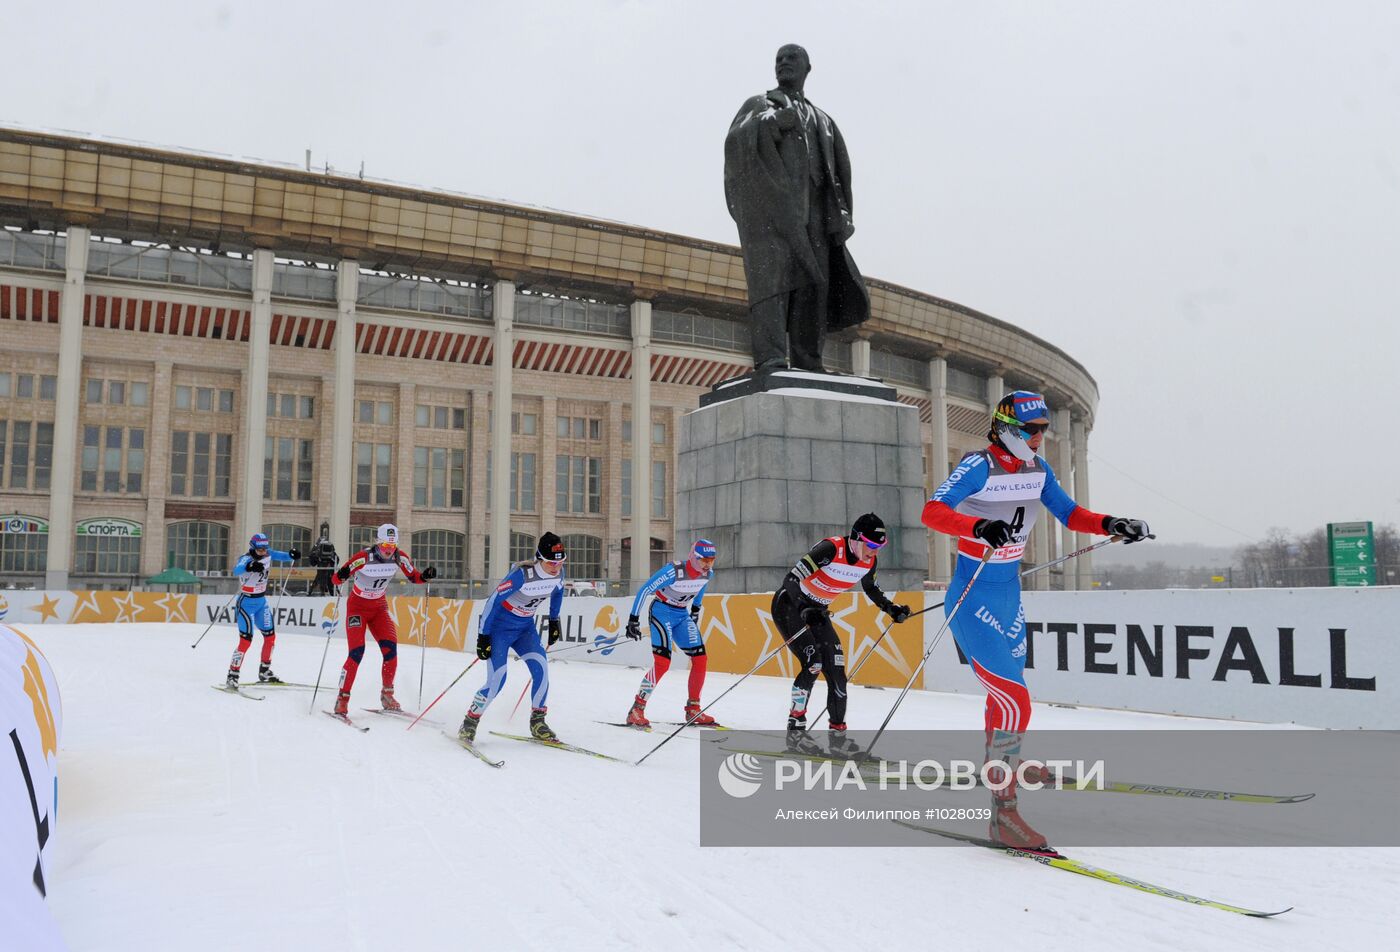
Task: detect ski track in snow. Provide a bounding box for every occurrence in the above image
[23,623,1396,952]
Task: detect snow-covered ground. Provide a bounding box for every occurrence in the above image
[29,623,1396,951]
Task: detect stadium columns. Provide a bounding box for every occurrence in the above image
[240,250,273,542]
[927,355,951,586]
[1072,413,1093,589]
[1055,407,1076,590]
[489,280,515,580]
[985,371,1004,414]
[44,224,89,589]
[629,299,652,589]
[141,360,174,576]
[851,335,871,378]
[331,261,358,559]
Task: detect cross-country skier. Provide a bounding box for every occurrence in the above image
[922,390,1150,850]
[622,539,719,728]
[457,532,566,744]
[225,531,300,688]
[330,524,436,715]
[773,514,911,754]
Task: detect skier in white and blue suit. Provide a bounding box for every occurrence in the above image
[457,532,566,744]
[224,531,300,688]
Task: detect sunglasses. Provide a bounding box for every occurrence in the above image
[856,533,886,550]
[1018,422,1050,436]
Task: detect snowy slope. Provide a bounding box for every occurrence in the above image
[25,623,1396,952]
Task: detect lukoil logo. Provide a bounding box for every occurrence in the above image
[717,753,764,798]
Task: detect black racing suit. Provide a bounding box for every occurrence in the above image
[771,538,897,727]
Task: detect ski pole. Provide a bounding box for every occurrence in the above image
[807,535,1125,730]
[635,622,812,767]
[418,582,430,709]
[862,548,995,760]
[190,588,240,649]
[309,590,345,713]
[509,679,531,720]
[407,657,480,731]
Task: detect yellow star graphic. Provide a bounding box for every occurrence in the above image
[113,591,141,623]
[31,594,63,623]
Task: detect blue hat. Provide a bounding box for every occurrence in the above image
[993,391,1050,428]
[249,532,270,550]
[692,539,718,559]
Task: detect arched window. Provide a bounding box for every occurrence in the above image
[562,534,602,580]
[0,515,48,574]
[411,529,464,581]
[165,521,230,574]
[483,530,539,576]
[621,536,669,575]
[349,526,377,553]
[264,524,311,558]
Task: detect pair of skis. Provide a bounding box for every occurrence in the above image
[446,729,630,768]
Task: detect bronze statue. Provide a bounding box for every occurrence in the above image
[724,44,870,373]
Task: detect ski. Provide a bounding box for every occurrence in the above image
[725,747,1314,803]
[598,720,653,733]
[893,820,1292,918]
[489,731,627,763]
[212,684,265,701]
[323,711,369,732]
[655,720,731,731]
[242,680,318,690]
[363,707,439,726]
[443,731,505,767]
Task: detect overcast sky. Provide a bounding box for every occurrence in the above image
[7,1,1398,550]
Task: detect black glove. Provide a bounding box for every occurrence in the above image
[972,519,1015,549]
[247,559,266,574]
[625,615,642,641]
[1104,516,1152,544]
[288,547,301,561]
[887,604,912,624]
[421,566,438,581]
[476,634,492,660]
[800,605,828,628]
[690,605,702,623]
[334,567,349,584]
[547,617,562,646]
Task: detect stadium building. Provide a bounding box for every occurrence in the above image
[0,128,1099,593]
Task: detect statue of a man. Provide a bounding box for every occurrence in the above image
[724,44,870,373]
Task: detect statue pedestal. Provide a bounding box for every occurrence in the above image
[698,367,897,407]
[676,387,927,595]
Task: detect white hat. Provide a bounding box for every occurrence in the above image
[377,523,399,545]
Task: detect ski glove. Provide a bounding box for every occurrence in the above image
[689,605,702,623]
[287,547,302,561]
[421,566,438,581]
[247,559,266,574]
[476,634,493,660]
[1104,516,1152,544]
[800,606,828,628]
[972,519,1015,549]
[625,615,643,641]
[886,604,912,624]
[547,618,563,645]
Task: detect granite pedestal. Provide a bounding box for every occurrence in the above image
[676,387,927,595]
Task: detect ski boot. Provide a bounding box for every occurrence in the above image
[989,797,1051,853]
[625,696,651,728]
[683,699,717,727]
[458,713,480,744]
[827,722,868,761]
[333,691,351,717]
[785,712,825,756]
[257,662,282,684]
[380,687,402,712]
[529,708,559,742]
[225,668,241,690]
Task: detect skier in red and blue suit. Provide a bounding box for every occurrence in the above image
[621,539,719,728]
[922,390,1150,849]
